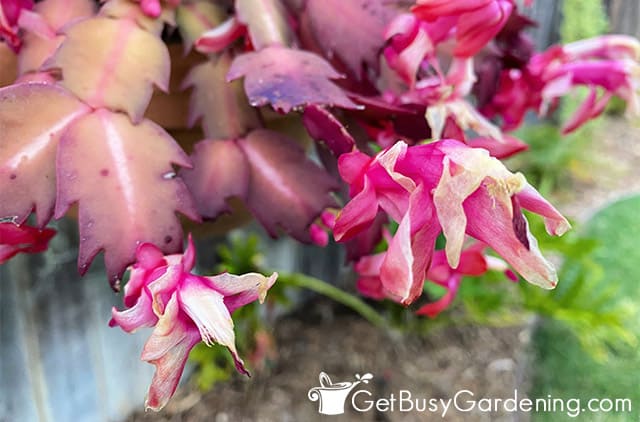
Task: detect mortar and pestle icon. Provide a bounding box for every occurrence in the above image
[307,372,373,415]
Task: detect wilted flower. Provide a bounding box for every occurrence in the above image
[334,140,569,305]
[110,235,277,411]
[482,35,640,133]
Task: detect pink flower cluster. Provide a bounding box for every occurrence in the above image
[483,35,640,133]
[109,236,277,410]
[334,140,569,306]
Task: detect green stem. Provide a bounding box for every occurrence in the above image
[277,272,388,329]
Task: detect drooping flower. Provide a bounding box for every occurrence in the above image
[109,235,277,411]
[0,221,56,263]
[482,35,640,133]
[334,140,569,305]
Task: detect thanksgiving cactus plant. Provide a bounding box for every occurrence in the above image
[1,0,638,411]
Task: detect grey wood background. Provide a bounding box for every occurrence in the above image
[1,1,630,420]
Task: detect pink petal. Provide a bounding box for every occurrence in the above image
[333,177,378,242]
[412,0,493,20]
[0,222,55,263]
[384,14,434,87]
[178,275,249,375]
[454,0,513,57]
[516,184,571,236]
[206,271,278,313]
[309,223,329,246]
[457,248,489,276]
[195,16,245,53]
[464,188,558,289]
[356,276,387,300]
[181,234,196,272]
[337,150,372,186]
[416,274,462,318]
[380,183,440,305]
[109,290,157,332]
[433,156,487,268]
[467,135,529,159]
[141,294,201,411]
[561,88,611,134]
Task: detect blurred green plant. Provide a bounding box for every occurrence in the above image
[451,210,637,362]
[560,0,608,43]
[530,195,640,421]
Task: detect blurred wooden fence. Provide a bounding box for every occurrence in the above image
[0,1,635,421]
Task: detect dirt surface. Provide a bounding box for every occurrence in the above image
[128,117,639,422]
[129,301,533,422]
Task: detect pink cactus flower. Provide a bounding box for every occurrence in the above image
[109,235,277,411]
[412,0,514,57]
[384,13,435,88]
[0,221,56,263]
[483,35,640,133]
[334,140,569,305]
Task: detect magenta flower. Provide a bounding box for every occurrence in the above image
[0,0,33,51]
[383,13,434,88]
[412,0,514,57]
[0,221,56,263]
[109,235,277,411]
[483,35,640,133]
[334,140,569,305]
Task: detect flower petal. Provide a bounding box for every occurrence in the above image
[109,289,157,332]
[416,274,462,318]
[464,187,558,289]
[141,294,201,411]
[178,275,249,375]
[207,271,278,313]
[333,176,378,242]
[380,183,440,305]
[516,184,571,236]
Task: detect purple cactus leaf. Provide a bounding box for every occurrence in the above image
[227,46,360,113]
[55,109,199,286]
[237,129,339,242]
